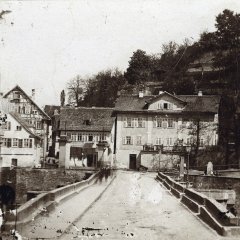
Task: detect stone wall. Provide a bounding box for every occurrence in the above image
[188,175,240,215]
[0,167,94,204]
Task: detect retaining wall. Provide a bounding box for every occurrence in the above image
[0,167,94,204]
[188,174,240,216]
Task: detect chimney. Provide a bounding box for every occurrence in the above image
[198,91,203,96]
[139,90,144,98]
[32,89,35,100]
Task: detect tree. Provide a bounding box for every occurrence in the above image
[84,69,126,107]
[67,75,88,107]
[60,90,65,107]
[125,49,153,85]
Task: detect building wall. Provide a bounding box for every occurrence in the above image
[115,112,218,169]
[0,114,40,167]
[58,128,115,168]
[4,88,49,159]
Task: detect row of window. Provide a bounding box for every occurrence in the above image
[69,133,107,142]
[1,122,23,131]
[122,136,205,146]
[2,138,33,148]
[123,117,176,129]
[2,120,42,131]
[122,136,175,146]
[123,118,146,128]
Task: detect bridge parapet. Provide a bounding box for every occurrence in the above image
[157,172,240,236]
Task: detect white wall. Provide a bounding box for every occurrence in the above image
[1,114,40,167]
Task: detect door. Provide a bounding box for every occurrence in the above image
[129,154,137,170]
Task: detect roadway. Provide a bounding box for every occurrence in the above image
[59,171,236,240]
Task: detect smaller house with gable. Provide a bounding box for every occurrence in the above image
[3,85,50,161]
[57,107,115,169]
[113,91,220,170]
[0,111,41,167]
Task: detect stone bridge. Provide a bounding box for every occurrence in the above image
[4,171,240,239]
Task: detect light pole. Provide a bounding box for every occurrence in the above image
[186,146,191,188]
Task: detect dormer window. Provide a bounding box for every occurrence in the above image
[16,126,22,131]
[84,119,91,125]
[163,103,168,109]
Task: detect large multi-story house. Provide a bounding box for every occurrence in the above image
[57,107,115,169]
[3,85,50,161]
[113,91,220,170]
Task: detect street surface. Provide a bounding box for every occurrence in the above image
[60,171,236,240]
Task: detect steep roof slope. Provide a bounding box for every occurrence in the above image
[59,107,115,132]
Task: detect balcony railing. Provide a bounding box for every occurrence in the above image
[142,144,186,153]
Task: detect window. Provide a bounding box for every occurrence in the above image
[100,133,106,141]
[156,138,161,145]
[163,102,173,110]
[36,121,42,129]
[23,139,32,148]
[127,118,133,128]
[88,134,93,142]
[136,136,142,145]
[13,91,20,100]
[168,119,174,128]
[25,106,31,114]
[162,119,168,128]
[83,119,91,125]
[16,126,22,131]
[12,138,18,147]
[32,110,38,115]
[123,136,133,145]
[77,133,83,142]
[11,159,17,167]
[166,138,173,146]
[154,117,162,128]
[71,134,77,141]
[138,118,145,128]
[2,121,11,130]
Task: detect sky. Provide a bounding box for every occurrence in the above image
[1,0,240,107]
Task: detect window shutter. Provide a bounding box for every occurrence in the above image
[130,137,133,145]
[122,137,126,145]
[123,118,127,127]
[19,139,23,148]
[169,103,173,110]
[7,138,11,147]
[142,118,146,128]
[134,118,138,127]
[153,118,157,128]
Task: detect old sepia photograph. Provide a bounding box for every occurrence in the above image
[1,0,240,239]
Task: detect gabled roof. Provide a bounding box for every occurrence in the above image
[59,107,115,132]
[4,85,50,120]
[114,93,220,114]
[9,112,41,139]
